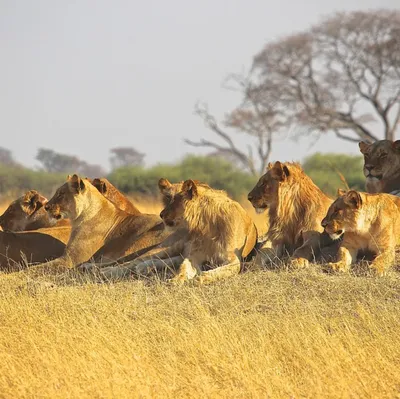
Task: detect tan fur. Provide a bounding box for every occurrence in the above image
[247,161,333,268]
[27,174,170,274]
[0,190,69,232]
[0,226,70,271]
[92,178,194,278]
[97,178,218,279]
[155,180,257,284]
[359,140,400,194]
[89,177,140,214]
[321,190,400,275]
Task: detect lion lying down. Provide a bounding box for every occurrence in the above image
[26,174,170,274]
[0,190,69,232]
[322,190,400,275]
[99,179,258,284]
[0,226,70,271]
[247,161,335,268]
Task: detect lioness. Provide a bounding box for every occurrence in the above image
[321,190,400,275]
[247,161,334,268]
[359,140,400,195]
[0,226,70,271]
[89,177,140,214]
[0,190,69,232]
[28,174,168,273]
[156,179,257,284]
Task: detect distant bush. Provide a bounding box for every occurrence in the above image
[0,153,367,202]
[0,166,65,199]
[303,153,365,196]
[108,155,257,200]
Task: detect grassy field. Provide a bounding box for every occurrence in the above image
[0,199,399,398]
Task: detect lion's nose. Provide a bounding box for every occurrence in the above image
[160,209,165,219]
[365,165,374,172]
[247,193,253,202]
[44,204,50,212]
[321,219,328,228]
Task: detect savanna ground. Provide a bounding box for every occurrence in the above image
[0,198,400,398]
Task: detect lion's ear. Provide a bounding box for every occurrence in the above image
[359,141,371,154]
[393,141,400,152]
[91,178,107,194]
[343,190,362,209]
[271,161,289,181]
[158,178,172,193]
[337,188,347,197]
[22,190,46,215]
[266,162,273,171]
[68,174,85,193]
[181,179,198,200]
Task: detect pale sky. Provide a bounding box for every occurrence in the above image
[1,0,399,171]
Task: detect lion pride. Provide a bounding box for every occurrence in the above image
[359,140,400,195]
[321,190,400,275]
[27,174,169,273]
[247,161,334,268]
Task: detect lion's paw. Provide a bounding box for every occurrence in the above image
[288,258,309,269]
[323,262,349,274]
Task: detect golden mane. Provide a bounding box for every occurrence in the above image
[183,187,235,242]
[267,162,332,245]
[248,161,334,267]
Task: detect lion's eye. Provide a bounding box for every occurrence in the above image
[379,153,387,159]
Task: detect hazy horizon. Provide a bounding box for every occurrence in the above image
[1,0,399,172]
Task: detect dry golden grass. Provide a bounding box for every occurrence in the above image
[1,196,399,397]
[1,268,400,398]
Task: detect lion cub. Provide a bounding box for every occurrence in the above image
[321,190,400,275]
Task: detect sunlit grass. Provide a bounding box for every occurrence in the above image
[0,268,399,398]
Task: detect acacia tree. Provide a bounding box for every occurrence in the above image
[0,147,19,167]
[188,10,400,164]
[186,73,287,176]
[36,148,105,178]
[252,9,400,142]
[109,147,145,170]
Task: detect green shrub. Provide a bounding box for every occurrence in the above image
[302,153,365,196]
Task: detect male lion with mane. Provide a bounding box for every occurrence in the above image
[157,179,257,284]
[359,140,400,195]
[321,190,400,275]
[247,161,334,268]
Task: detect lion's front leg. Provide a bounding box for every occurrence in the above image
[289,232,321,269]
[169,258,201,285]
[194,254,241,285]
[369,246,395,276]
[323,245,357,273]
[254,242,284,268]
[135,255,183,276]
[25,256,73,276]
